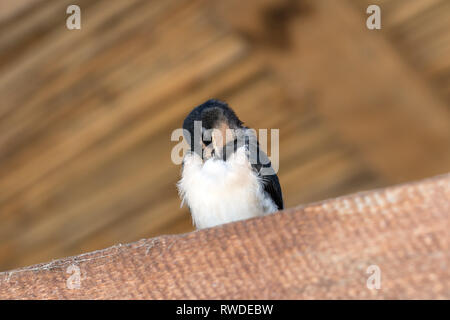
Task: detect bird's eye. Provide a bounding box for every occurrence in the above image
[203,139,212,146]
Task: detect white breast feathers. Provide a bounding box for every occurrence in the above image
[177,146,278,229]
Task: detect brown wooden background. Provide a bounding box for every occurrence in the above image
[0,0,449,272]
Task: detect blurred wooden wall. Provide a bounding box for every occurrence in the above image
[0,0,449,272]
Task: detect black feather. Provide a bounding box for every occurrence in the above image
[249,144,284,211]
[259,171,284,210]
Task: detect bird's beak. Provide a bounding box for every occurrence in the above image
[201,123,235,161]
[212,124,234,150]
[202,142,215,160]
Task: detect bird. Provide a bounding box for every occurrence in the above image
[177,99,283,229]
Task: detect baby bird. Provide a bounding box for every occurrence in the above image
[177,99,283,229]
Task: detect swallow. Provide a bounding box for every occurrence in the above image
[177,99,283,229]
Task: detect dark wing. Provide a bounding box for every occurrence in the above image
[245,132,284,210]
[258,170,284,210]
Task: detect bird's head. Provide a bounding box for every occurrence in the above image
[183,99,244,160]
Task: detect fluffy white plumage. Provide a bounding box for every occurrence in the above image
[177,146,278,229]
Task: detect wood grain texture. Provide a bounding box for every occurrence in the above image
[0,0,449,272]
[0,174,448,299]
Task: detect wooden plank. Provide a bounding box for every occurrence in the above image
[0,0,448,272]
